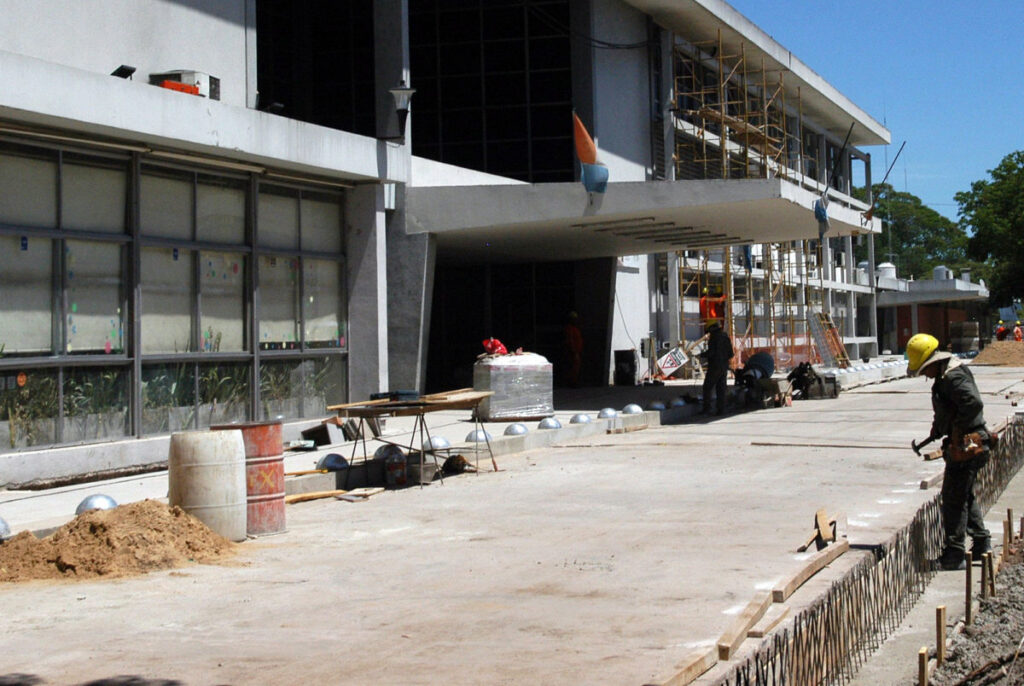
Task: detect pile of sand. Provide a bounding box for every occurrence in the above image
[973,341,1024,367]
[0,499,235,582]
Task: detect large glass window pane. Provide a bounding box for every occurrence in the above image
[304,355,346,417]
[140,169,192,239]
[197,362,250,427]
[303,259,344,348]
[197,176,245,244]
[0,149,57,228]
[62,160,126,233]
[300,195,342,253]
[65,241,124,355]
[258,256,299,349]
[258,187,298,249]
[0,235,52,354]
[0,368,58,450]
[142,363,196,434]
[200,251,245,352]
[141,247,193,354]
[63,366,129,443]
[259,359,303,420]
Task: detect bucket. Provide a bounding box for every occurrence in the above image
[211,421,286,536]
[168,430,247,542]
[385,452,407,488]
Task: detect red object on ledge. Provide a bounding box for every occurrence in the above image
[160,79,199,95]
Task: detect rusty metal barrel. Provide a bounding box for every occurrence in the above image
[211,420,286,536]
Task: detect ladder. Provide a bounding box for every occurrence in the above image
[808,311,850,369]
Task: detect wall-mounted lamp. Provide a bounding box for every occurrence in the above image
[111,65,136,79]
[384,81,416,142]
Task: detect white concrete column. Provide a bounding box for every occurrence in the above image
[667,251,680,344]
[346,185,389,400]
[868,234,878,342]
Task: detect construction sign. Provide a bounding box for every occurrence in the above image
[657,346,688,376]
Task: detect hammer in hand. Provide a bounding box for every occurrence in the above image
[912,435,937,457]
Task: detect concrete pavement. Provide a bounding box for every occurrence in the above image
[0,364,1022,685]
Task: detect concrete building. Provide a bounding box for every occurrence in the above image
[0,0,888,480]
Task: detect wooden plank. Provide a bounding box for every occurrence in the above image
[815,509,835,543]
[747,604,790,638]
[920,472,944,490]
[327,398,391,411]
[717,591,772,660]
[285,489,348,504]
[644,646,717,686]
[346,487,385,498]
[285,469,328,477]
[772,539,850,603]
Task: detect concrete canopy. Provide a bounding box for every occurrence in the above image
[406,178,880,263]
[621,0,890,147]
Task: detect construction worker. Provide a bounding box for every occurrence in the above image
[701,319,733,416]
[699,287,727,333]
[563,311,583,387]
[906,332,992,570]
[1014,321,1022,342]
[995,320,1008,341]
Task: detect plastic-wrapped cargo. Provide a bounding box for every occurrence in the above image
[473,352,553,421]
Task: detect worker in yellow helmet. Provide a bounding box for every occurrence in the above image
[995,320,1008,341]
[906,333,992,570]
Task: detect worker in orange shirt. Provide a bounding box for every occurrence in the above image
[1014,321,1023,342]
[699,287,727,333]
[563,311,583,387]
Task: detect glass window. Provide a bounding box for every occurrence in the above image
[258,256,299,349]
[197,176,246,244]
[304,355,345,416]
[259,358,303,420]
[200,251,246,352]
[63,366,129,443]
[300,195,342,253]
[0,368,58,449]
[0,235,52,354]
[65,241,124,355]
[258,187,298,249]
[141,363,196,434]
[141,247,193,354]
[0,150,57,228]
[62,160,127,233]
[303,259,344,348]
[140,169,192,239]
[197,362,250,427]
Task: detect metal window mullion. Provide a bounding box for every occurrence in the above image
[249,173,260,420]
[191,173,201,425]
[130,152,143,437]
[297,254,307,418]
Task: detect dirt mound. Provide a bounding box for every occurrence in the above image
[973,341,1024,366]
[0,499,235,582]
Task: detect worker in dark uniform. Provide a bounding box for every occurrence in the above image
[907,333,993,570]
[701,319,733,416]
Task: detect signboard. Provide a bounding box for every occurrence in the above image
[657,346,688,376]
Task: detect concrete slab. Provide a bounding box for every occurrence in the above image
[0,365,1021,685]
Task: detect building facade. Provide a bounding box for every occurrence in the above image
[0,0,888,482]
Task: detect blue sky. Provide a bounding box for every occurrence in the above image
[728,1,1024,222]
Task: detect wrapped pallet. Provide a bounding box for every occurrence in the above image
[473,352,553,421]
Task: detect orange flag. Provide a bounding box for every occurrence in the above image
[573,112,597,165]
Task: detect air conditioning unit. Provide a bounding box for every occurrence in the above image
[149,70,220,100]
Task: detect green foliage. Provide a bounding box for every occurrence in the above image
[856,183,987,283]
[2,372,59,448]
[957,150,1024,305]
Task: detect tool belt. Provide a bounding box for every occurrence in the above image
[947,427,995,462]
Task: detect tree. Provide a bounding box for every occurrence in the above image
[855,183,985,282]
[957,150,1024,306]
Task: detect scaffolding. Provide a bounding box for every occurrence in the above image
[671,30,851,373]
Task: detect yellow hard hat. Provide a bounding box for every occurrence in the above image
[905,333,939,375]
[999,320,1004,324]
[1017,321,1021,326]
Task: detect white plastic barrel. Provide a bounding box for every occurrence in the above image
[168,430,247,542]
